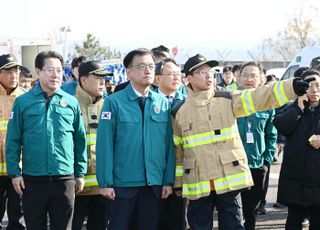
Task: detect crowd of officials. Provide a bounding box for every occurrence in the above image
[0,45,320,230]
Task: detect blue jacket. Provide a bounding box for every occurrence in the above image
[6,84,87,177]
[96,84,175,188]
[237,110,277,168]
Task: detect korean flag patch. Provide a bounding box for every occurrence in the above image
[9,112,14,119]
[101,112,111,120]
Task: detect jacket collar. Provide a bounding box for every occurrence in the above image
[75,85,102,105]
[33,83,64,97]
[0,83,24,96]
[186,85,215,106]
[126,83,156,101]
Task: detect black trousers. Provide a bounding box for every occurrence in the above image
[108,186,161,230]
[22,178,75,230]
[159,192,186,230]
[286,204,320,230]
[187,191,244,230]
[0,176,25,230]
[72,195,109,230]
[241,167,267,230]
[259,164,270,207]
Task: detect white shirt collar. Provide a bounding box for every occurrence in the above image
[158,89,175,98]
[131,84,149,97]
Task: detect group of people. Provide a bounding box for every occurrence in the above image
[0,45,319,230]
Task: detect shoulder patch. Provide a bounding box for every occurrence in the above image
[101,111,111,120]
[214,91,232,100]
[171,99,186,119]
[9,112,14,119]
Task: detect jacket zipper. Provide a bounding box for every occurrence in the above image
[45,95,51,175]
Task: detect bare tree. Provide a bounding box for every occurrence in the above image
[263,5,320,61]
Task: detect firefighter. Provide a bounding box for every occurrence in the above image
[0,54,25,229]
[171,54,312,230]
[71,61,112,230]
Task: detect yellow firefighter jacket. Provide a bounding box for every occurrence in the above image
[0,84,25,176]
[75,86,103,195]
[172,78,296,200]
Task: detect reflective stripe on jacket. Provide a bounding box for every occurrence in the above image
[172,78,296,200]
[75,86,103,195]
[0,84,24,176]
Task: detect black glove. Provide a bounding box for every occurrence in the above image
[293,77,316,96]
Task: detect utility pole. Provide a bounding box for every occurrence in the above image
[60,26,71,61]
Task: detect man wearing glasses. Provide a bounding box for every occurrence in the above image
[171,54,312,229]
[6,51,87,229]
[155,58,187,230]
[0,54,25,229]
[96,48,175,230]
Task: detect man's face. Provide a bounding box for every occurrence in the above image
[223,71,234,85]
[0,66,20,90]
[306,75,320,103]
[37,58,63,93]
[234,70,241,82]
[19,76,32,91]
[81,74,105,98]
[126,54,155,88]
[157,62,181,93]
[187,64,214,92]
[239,66,261,89]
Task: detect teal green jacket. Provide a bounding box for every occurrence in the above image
[6,84,87,177]
[61,81,78,96]
[237,110,277,168]
[96,84,175,188]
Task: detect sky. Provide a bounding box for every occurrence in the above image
[1,0,318,60]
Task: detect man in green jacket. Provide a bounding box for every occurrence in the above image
[6,51,87,230]
[237,62,277,230]
[96,48,175,230]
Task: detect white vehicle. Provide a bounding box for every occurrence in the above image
[266,68,286,80]
[281,46,320,80]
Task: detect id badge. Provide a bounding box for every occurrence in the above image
[246,132,254,143]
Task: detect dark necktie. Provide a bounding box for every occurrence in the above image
[138,96,146,111]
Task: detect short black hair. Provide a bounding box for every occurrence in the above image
[223,66,232,73]
[232,64,241,73]
[151,45,169,53]
[240,62,263,74]
[300,69,320,80]
[20,66,32,78]
[35,51,63,70]
[151,45,170,61]
[293,66,310,78]
[155,58,178,75]
[123,48,154,68]
[266,74,277,82]
[71,56,87,69]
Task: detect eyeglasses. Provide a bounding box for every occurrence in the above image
[1,67,21,75]
[130,63,155,71]
[161,72,182,77]
[241,74,259,80]
[42,67,63,75]
[192,70,215,78]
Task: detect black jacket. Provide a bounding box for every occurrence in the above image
[273,100,320,206]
